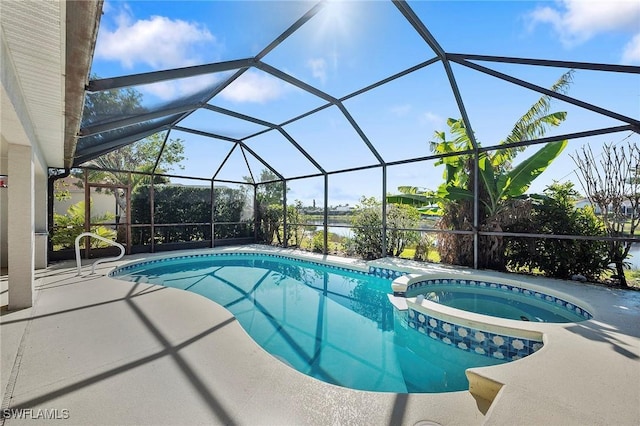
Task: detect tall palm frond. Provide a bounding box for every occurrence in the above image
[495,70,574,169]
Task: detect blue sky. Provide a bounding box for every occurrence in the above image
[90,0,640,207]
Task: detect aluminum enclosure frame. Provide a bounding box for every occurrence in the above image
[68,0,640,262]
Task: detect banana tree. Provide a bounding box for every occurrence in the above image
[439,139,568,218]
[387,132,567,218]
[388,70,573,269]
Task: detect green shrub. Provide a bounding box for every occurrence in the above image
[284,202,307,247]
[131,184,250,243]
[387,203,421,256]
[351,197,384,259]
[132,185,211,224]
[255,204,282,244]
[506,182,608,281]
[343,236,357,257]
[351,197,421,260]
[270,202,309,247]
[311,231,325,253]
[52,200,116,250]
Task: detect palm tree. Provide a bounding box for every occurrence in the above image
[388,70,574,269]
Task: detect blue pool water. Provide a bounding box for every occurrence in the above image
[421,285,587,323]
[112,253,506,393]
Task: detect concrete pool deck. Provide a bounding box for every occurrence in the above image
[1,246,639,425]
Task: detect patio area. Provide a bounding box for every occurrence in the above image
[2,247,639,425]
[2,2,640,424]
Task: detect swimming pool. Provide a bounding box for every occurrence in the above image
[111,252,508,393]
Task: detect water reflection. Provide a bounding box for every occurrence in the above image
[119,255,394,331]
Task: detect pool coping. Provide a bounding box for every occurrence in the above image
[2,244,639,425]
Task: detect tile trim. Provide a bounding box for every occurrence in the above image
[402,308,543,362]
[110,252,375,279]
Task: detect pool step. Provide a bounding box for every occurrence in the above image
[466,370,504,414]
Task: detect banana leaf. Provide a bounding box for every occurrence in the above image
[437,185,474,201]
[497,140,567,199]
[386,193,438,206]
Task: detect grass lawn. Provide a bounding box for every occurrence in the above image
[399,248,441,263]
[624,268,640,288]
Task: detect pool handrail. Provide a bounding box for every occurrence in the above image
[75,232,125,276]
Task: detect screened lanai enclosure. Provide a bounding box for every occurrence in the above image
[50,0,639,282]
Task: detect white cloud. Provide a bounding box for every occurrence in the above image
[622,33,640,64]
[421,111,444,127]
[307,58,328,84]
[95,6,216,70]
[390,104,412,117]
[143,81,177,100]
[142,75,221,101]
[528,0,640,56]
[219,71,287,104]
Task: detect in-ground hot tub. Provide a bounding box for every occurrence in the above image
[389,272,593,362]
[407,276,592,323]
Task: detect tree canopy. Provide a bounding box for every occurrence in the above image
[74,78,187,218]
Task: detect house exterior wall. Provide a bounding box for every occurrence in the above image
[1,139,7,269]
[54,189,116,220]
[7,143,34,308]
